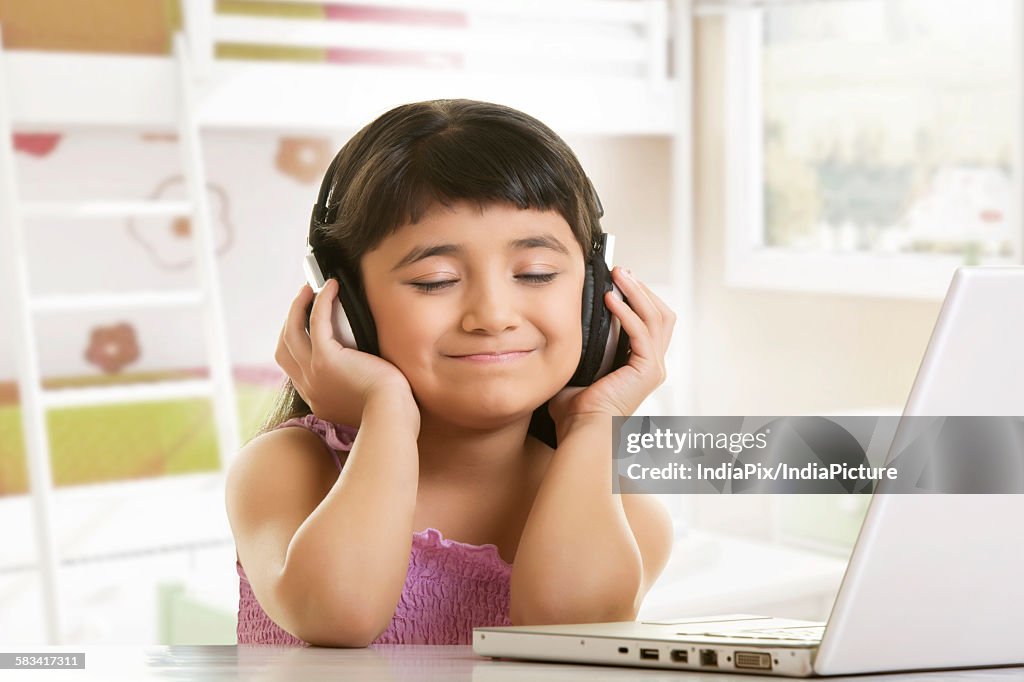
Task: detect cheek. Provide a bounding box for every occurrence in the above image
[375,305,438,368]
[540,287,584,357]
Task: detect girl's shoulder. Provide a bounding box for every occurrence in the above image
[272,414,358,472]
[230,423,341,496]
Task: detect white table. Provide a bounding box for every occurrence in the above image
[1,645,1021,682]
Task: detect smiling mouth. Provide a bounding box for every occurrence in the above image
[448,350,533,363]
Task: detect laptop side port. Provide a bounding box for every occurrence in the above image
[639,648,660,661]
[670,649,688,663]
[700,649,718,667]
[734,651,772,670]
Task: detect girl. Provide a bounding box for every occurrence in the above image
[227,99,677,647]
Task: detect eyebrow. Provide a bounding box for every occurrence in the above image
[390,234,571,272]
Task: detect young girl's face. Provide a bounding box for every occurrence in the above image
[360,201,586,429]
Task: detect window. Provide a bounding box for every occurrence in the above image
[723,0,1022,298]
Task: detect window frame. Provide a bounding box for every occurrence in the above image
[722,5,1024,300]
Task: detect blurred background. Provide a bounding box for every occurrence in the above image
[0,0,1019,645]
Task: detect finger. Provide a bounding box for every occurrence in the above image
[274,303,310,400]
[615,269,675,352]
[612,267,662,328]
[631,278,677,352]
[308,277,339,353]
[277,282,309,349]
[608,291,668,391]
[633,277,673,323]
[611,267,666,354]
[605,289,656,362]
[275,346,307,398]
[282,283,315,370]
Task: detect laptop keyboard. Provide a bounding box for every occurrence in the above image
[698,626,825,643]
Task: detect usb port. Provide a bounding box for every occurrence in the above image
[640,648,660,661]
[734,651,772,670]
[670,649,689,663]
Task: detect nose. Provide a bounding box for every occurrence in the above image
[460,276,522,334]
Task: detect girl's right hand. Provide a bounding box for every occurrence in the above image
[275,279,418,429]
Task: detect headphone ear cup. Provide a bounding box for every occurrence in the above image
[571,258,597,384]
[333,267,380,356]
[597,279,631,378]
[327,295,359,350]
[569,248,614,386]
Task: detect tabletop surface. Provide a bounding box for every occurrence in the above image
[2,645,1022,682]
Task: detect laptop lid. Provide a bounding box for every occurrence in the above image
[813,268,1024,675]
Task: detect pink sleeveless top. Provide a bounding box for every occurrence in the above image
[235,414,513,645]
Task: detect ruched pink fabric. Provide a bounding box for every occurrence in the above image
[235,414,513,645]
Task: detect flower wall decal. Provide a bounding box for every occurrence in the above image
[274,137,333,184]
[13,133,62,157]
[125,175,234,271]
[171,216,191,237]
[84,323,141,374]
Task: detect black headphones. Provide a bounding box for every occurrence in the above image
[302,156,631,447]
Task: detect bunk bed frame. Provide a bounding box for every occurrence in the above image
[10,0,678,134]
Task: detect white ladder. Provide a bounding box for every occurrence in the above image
[0,32,240,644]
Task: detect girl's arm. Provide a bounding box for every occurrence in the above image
[512,266,676,625]
[510,414,673,625]
[230,279,422,646]
[227,387,420,647]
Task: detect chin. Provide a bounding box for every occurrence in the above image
[418,392,544,430]
[460,394,533,420]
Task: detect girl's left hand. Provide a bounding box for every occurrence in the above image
[548,266,676,435]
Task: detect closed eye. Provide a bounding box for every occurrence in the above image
[519,272,559,285]
[410,272,559,293]
[410,280,456,293]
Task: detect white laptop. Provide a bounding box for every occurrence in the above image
[473,267,1024,676]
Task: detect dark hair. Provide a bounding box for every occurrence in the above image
[256,98,604,439]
